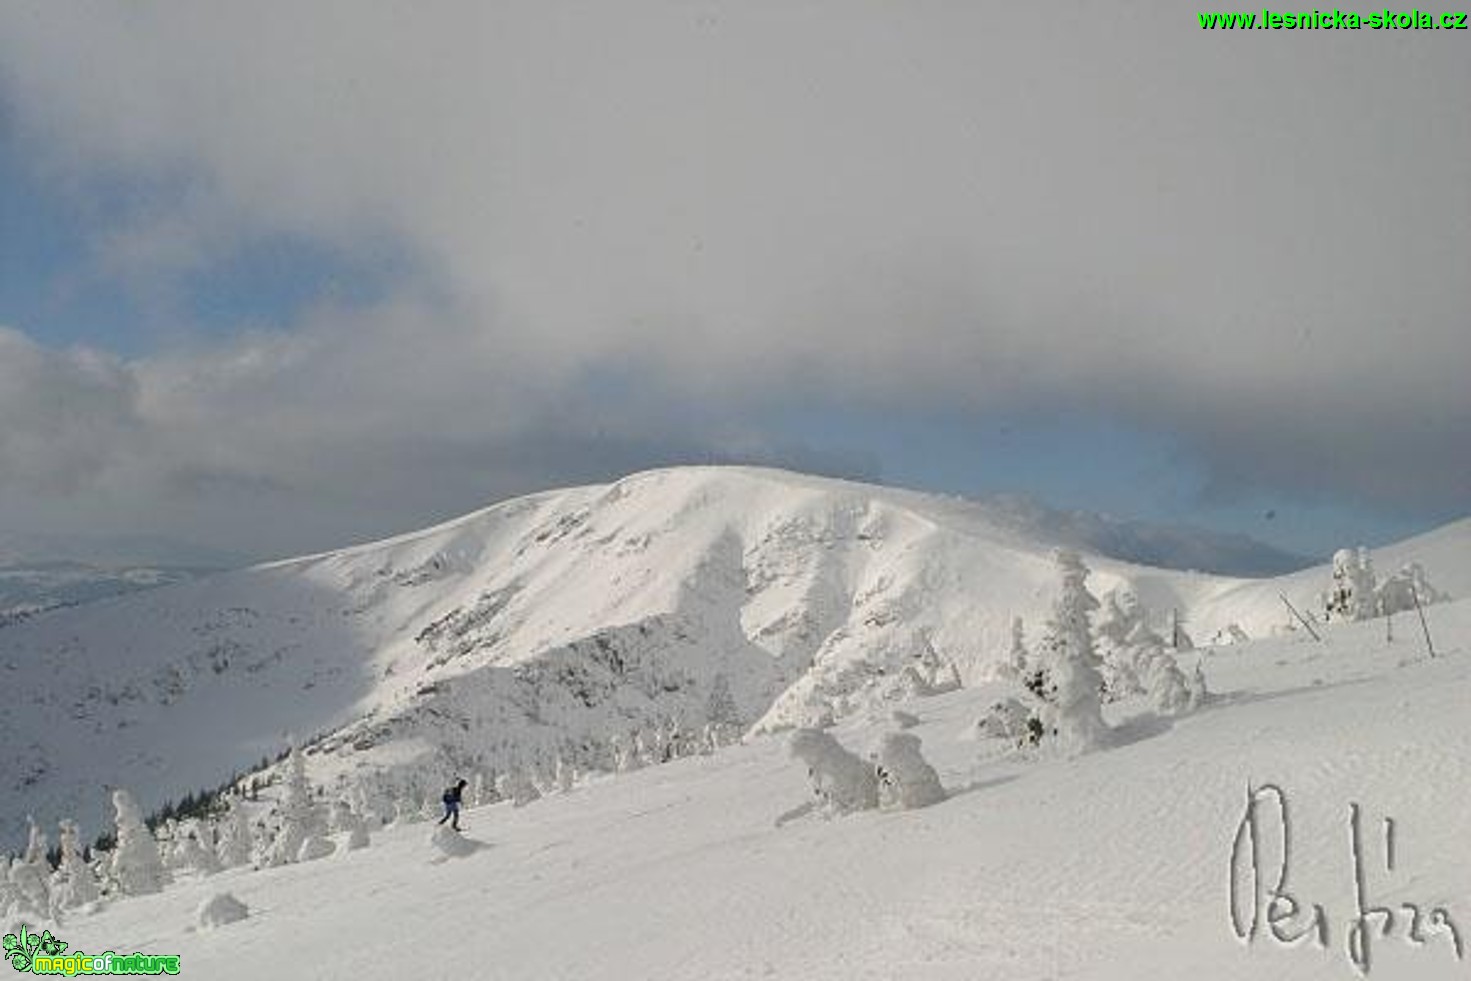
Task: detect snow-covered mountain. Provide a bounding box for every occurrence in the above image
[0,466,1461,850]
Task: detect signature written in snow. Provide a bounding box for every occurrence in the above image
[1228,782,1464,975]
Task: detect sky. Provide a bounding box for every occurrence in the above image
[0,1,1466,565]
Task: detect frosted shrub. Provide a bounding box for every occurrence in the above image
[870,732,946,810]
[976,697,1033,742]
[1139,646,1199,715]
[787,728,878,817]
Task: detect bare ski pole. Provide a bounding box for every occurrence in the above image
[1279,593,1322,642]
[1411,586,1436,658]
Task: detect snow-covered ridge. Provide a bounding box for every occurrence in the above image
[1,466,1463,848]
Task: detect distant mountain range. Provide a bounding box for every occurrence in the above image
[0,561,210,623]
[975,494,1316,577]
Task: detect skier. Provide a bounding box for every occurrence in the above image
[438,778,468,831]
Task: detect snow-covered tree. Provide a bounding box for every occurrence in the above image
[1030,549,1109,754]
[108,788,169,896]
[994,616,1031,683]
[1168,608,1194,650]
[49,820,99,910]
[787,728,878,817]
[329,800,370,852]
[1094,585,1156,699]
[265,748,329,866]
[171,822,222,877]
[1091,583,1204,714]
[554,755,576,794]
[704,674,743,746]
[214,801,255,870]
[611,733,643,773]
[8,851,50,920]
[494,769,541,808]
[1139,644,1204,715]
[21,819,47,872]
[870,732,946,810]
[1378,562,1448,615]
[0,856,22,922]
[1326,547,1378,620]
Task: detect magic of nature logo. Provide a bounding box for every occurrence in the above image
[3,924,180,976]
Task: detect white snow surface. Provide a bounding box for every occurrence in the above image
[40,594,1471,979]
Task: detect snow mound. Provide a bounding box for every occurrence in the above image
[870,732,947,810]
[787,728,878,816]
[196,892,249,930]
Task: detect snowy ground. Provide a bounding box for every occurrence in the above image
[50,597,1471,980]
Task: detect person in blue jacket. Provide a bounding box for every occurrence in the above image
[438,778,468,831]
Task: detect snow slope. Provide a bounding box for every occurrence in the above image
[41,597,1471,980]
[0,467,1460,851]
[1189,517,1471,640]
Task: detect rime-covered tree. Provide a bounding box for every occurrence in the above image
[1094,585,1155,699]
[329,800,370,851]
[1031,549,1109,753]
[554,754,576,794]
[1326,547,1378,621]
[8,853,50,921]
[494,769,541,808]
[265,747,328,866]
[171,821,222,876]
[995,616,1030,682]
[704,673,743,746]
[108,788,169,896]
[1378,562,1448,615]
[214,800,255,870]
[1168,608,1194,650]
[50,820,99,910]
[22,819,48,872]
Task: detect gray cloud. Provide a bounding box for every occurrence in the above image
[0,1,1466,552]
[0,328,142,493]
